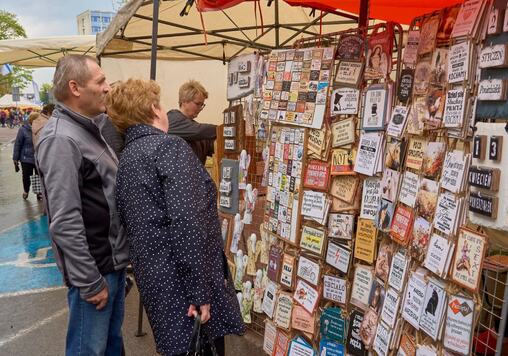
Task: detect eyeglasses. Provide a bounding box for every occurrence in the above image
[193,101,206,109]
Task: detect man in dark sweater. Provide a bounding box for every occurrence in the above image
[167,80,217,164]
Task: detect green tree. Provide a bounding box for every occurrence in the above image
[39,83,53,105]
[0,10,33,96]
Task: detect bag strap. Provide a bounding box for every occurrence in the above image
[187,314,202,355]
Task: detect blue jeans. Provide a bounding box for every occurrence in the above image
[66,270,125,356]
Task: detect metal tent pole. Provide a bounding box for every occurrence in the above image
[358,0,369,29]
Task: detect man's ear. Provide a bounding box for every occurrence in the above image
[68,80,80,98]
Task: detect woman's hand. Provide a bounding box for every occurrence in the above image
[187,304,211,324]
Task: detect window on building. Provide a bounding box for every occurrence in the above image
[92,26,101,33]
[103,17,110,23]
[91,16,100,22]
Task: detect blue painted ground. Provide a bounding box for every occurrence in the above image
[0,217,63,294]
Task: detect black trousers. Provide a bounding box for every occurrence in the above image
[20,162,37,193]
[174,336,225,356]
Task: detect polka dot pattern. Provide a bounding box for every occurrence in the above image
[116,124,245,355]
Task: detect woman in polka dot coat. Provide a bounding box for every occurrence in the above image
[107,79,245,356]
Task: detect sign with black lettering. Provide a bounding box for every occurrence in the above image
[479,44,508,68]
[397,69,414,103]
[447,42,470,84]
[478,79,507,101]
[489,136,503,161]
[468,166,501,191]
[347,310,367,356]
[473,135,486,160]
[469,191,498,218]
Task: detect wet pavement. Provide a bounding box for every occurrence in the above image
[0,127,263,355]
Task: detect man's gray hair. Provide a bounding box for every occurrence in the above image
[52,55,97,102]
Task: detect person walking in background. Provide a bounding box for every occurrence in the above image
[13,112,38,200]
[167,80,217,165]
[0,109,6,127]
[108,78,245,356]
[31,104,54,146]
[36,55,129,356]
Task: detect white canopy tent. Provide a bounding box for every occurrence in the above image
[0,35,95,67]
[0,94,41,109]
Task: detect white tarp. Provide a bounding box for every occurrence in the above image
[0,94,41,108]
[0,36,95,68]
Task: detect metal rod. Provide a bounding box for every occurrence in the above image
[275,0,280,48]
[495,272,508,355]
[149,0,160,80]
[279,12,328,47]
[358,0,370,29]
[229,27,275,60]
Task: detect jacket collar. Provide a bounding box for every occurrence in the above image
[125,124,166,145]
[53,103,106,142]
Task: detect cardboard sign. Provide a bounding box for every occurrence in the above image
[297,255,320,286]
[419,279,447,340]
[390,205,414,245]
[405,138,426,170]
[328,213,355,239]
[300,225,326,255]
[447,42,470,83]
[451,228,487,292]
[280,253,296,288]
[478,79,507,101]
[274,292,294,330]
[294,279,320,314]
[388,250,409,292]
[381,287,401,328]
[323,275,348,305]
[320,307,346,342]
[402,273,427,329]
[291,305,316,335]
[351,265,374,310]
[468,166,501,191]
[304,161,330,190]
[262,281,278,318]
[443,295,474,355]
[373,321,392,356]
[354,219,377,264]
[479,44,508,68]
[330,176,360,204]
[330,88,360,115]
[443,89,467,128]
[397,70,414,104]
[423,234,453,277]
[347,310,367,356]
[326,242,351,274]
[360,177,382,220]
[399,171,420,208]
[331,148,355,175]
[334,61,364,87]
[263,320,277,355]
[331,118,356,147]
[387,105,409,138]
[301,190,328,220]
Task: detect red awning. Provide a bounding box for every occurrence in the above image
[283,0,464,24]
[196,0,252,12]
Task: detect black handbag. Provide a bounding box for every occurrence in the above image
[187,315,219,356]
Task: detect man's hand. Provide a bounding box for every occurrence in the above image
[86,285,109,310]
[187,304,211,324]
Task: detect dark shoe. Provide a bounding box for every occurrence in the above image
[22,192,28,200]
[36,193,43,201]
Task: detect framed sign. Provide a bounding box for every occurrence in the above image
[300,225,326,256]
[320,307,346,342]
[301,190,329,221]
[330,87,360,115]
[478,79,508,101]
[354,132,384,176]
[473,135,487,160]
[450,228,487,292]
[331,117,356,147]
[447,42,470,84]
[350,264,375,310]
[293,279,320,314]
[273,329,291,356]
[326,241,352,274]
[354,218,378,264]
[263,320,277,355]
[479,44,508,69]
[304,161,330,190]
[469,191,498,219]
[443,89,467,128]
[323,275,348,305]
[444,295,475,355]
[319,339,345,356]
[334,60,364,87]
[328,213,355,239]
[288,338,315,356]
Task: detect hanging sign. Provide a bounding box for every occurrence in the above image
[473,135,487,160]
[280,253,296,288]
[304,161,330,190]
[274,292,294,330]
[362,84,388,130]
[398,333,416,356]
[320,307,346,342]
[323,275,348,305]
[330,88,360,115]
[489,136,503,161]
[354,218,378,264]
[390,205,415,245]
[419,279,447,340]
[347,310,367,356]
[334,61,364,87]
[443,89,467,128]
[301,191,328,220]
[297,255,320,286]
[399,171,420,208]
[360,177,382,220]
[405,138,427,170]
[293,279,320,314]
[443,295,475,355]
[331,148,355,175]
[433,192,460,236]
[468,166,501,191]
[319,339,345,356]
[479,44,508,68]
[268,244,283,282]
[300,225,326,255]
[326,242,351,274]
[441,150,470,193]
[291,305,316,335]
[403,30,420,65]
[328,213,355,239]
[273,329,291,356]
[387,105,409,138]
[388,250,409,292]
[350,265,375,310]
[336,35,364,61]
[451,228,487,292]
[262,281,278,318]
[447,42,470,83]
[263,320,277,355]
[287,337,315,356]
[380,287,401,329]
[478,79,507,101]
[423,234,454,277]
[401,273,427,329]
[331,117,356,147]
[397,70,414,104]
[330,176,360,204]
[469,191,498,218]
[373,321,392,356]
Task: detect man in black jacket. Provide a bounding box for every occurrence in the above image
[36,55,129,356]
[167,80,217,164]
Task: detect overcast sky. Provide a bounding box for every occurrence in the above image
[3,0,117,87]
